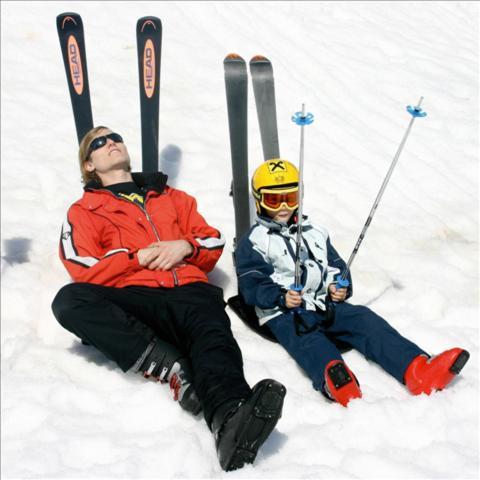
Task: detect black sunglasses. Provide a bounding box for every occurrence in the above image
[87,133,124,155]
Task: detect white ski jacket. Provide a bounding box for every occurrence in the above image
[235,215,352,325]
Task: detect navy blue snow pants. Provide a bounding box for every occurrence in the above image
[267,302,427,391]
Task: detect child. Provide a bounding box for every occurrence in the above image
[235,159,469,406]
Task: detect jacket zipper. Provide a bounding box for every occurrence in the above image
[97,189,179,286]
[144,193,178,287]
[142,206,161,241]
[97,188,160,241]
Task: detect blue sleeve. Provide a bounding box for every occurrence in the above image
[235,234,285,309]
[326,236,353,299]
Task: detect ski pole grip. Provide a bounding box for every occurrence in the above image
[335,278,350,290]
[330,278,349,305]
[288,283,303,314]
[290,283,303,293]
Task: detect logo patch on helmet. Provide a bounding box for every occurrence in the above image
[267,160,287,173]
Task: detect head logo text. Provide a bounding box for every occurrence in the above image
[67,35,84,95]
[143,39,155,98]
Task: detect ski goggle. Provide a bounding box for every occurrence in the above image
[87,133,124,155]
[259,187,299,211]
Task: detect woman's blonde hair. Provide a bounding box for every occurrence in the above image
[78,126,108,184]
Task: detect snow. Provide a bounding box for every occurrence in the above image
[1,1,478,478]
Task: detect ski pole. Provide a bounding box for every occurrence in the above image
[291,104,314,291]
[336,97,427,290]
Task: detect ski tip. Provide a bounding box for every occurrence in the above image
[137,16,162,33]
[137,15,161,22]
[225,53,245,61]
[56,12,82,30]
[250,55,270,63]
[57,11,80,19]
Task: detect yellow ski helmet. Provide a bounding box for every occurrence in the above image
[251,159,299,213]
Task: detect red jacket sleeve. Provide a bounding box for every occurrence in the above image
[168,188,225,273]
[59,205,143,286]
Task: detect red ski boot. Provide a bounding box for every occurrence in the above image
[405,348,470,396]
[324,360,362,407]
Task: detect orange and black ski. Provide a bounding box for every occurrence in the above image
[56,12,94,145]
[136,17,162,173]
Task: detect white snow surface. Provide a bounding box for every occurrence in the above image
[1,1,479,479]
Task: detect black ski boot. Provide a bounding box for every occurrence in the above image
[211,379,286,471]
[136,338,201,415]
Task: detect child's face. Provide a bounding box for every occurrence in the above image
[265,206,295,223]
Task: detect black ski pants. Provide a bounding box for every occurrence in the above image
[51,281,252,426]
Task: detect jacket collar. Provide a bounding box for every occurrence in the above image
[78,172,168,210]
[256,214,311,234]
[84,172,168,194]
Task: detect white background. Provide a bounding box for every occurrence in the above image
[1,1,478,478]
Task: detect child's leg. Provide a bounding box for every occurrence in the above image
[267,311,343,391]
[327,303,427,383]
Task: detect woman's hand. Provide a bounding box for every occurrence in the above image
[137,240,193,270]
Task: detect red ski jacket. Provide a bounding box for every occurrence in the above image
[59,173,225,288]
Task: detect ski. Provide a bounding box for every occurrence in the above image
[56,12,94,144]
[136,16,162,173]
[224,53,276,342]
[224,53,250,246]
[249,55,280,161]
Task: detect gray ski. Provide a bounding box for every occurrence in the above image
[224,53,250,246]
[249,55,280,161]
[225,54,277,343]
